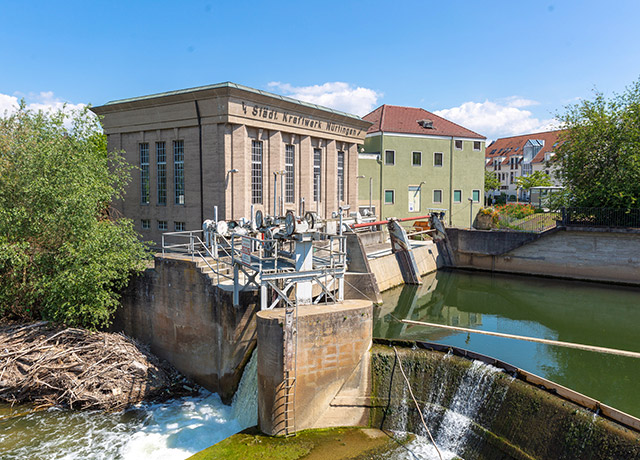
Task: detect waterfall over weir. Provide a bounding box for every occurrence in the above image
[387,357,508,460]
[0,352,259,460]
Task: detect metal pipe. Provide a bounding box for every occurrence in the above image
[280,169,285,216]
[351,214,431,229]
[273,172,278,216]
[369,177,373,217]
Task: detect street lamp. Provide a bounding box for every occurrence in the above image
[468,197,474,229]
[226,169,239,219]
[357,175,373,217]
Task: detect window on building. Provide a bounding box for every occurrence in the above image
[384,150,395,165]
[454,190,462,203]
[173,140,185,205]
[141,219,150,230]
[412,151,422,166]
[455,140,463,150]
[252,140,263,204]
[156,142,166,205]
[285,144,295,203]
[472,190,480,202]
[433,189,442,203]
[337,150,345,202]
[510,172,514,184]
[174,221,185,231]
[158,220,168,231]
[140,143,150,204]
[434,152,443,167]
[384,189,395,204]
[313,147,322,202]
[473,141,481,151]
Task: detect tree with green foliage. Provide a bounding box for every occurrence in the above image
[484,170,500,192]
[515,171,553,192]
[555,79,640,209]
[0,104,150,329]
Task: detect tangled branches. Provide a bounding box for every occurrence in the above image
[0,322,194,411]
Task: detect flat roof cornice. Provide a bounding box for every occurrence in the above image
[92,81,367,124]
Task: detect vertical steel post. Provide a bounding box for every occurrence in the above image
[369,177,373,217]
[273,172,278,217]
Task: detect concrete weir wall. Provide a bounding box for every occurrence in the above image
[370,344,640,460]
[256,300,373,436]
[447,228,640,285]
[116,254,258,403]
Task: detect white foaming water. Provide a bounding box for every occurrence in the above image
[0,352,258,460]
[396,434,461,460]
[434,360,505,454]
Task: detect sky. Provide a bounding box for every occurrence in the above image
[2,0,640,141]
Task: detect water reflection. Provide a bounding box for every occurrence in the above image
[374,270,640,418]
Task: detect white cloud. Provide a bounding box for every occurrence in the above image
[0,91,87,125]
[267,81,382,117]
[434,98,558,141]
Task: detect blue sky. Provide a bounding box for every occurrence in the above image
[2,0,640,140]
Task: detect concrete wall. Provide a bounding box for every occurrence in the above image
[368,241,444,292]
[447,227,546,256]
[115,254,258,403]
[256,300,373,436]
[451,228,640,285]
[370,344,640,460]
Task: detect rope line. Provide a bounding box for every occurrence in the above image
[393,346,443,460]
[399,318,640,359]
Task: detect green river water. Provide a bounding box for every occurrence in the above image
[2,269,639,459]
[374,269,640,419]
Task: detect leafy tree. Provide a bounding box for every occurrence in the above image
[484,170,500,192]
[0,104,150,329]
[515,171,553,192]
[555,79,640,209]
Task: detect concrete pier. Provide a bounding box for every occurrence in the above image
[256,300,373,436]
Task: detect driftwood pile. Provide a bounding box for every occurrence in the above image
[0,321,195,411]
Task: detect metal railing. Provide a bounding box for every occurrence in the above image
[161,229,348,304]
[495,211,560,233]
[560,207,640,229]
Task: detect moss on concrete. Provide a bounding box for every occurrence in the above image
[186,426,413,460]
[370,343,640,460]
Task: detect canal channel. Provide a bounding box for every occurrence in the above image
[2,269,639,459]
[375,269,640,419]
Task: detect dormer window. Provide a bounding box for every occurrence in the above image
[418,119,434,129]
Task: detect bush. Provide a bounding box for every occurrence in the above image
[0,105,151,329]
[495,203,536,220]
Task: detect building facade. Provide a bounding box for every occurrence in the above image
[92,83,371,245]
[485,129,564,200]
[358,105,486,227]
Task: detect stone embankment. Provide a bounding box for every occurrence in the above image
[0,321,196,411]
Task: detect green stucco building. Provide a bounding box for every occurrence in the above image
[358,105,486,227]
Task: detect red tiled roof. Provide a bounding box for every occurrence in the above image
[485,129,566,164]
[363,104,485,139]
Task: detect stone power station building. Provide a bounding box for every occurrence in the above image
[92,82,371,245]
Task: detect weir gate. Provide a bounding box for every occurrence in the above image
[149,206,442,435]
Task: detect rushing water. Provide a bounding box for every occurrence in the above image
[0,351,258,460]
[375,269,640,418]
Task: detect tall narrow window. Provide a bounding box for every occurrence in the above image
[285,144,295,203]
[173,140,184,205]
[313,147,322,202]
[156,142,166,205]
[140,143,149,204]
[251,140,263,204]
[337,150,345,202]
